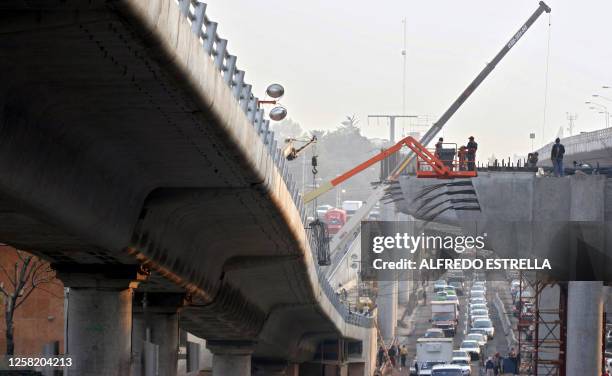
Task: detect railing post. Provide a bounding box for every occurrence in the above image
[191,2,206,35]
[179,0,190,17]
[214,39,227,70]
[224,55,237,84]
[232,70,245,99]
[240,85,252,112]
[203,22,218,54]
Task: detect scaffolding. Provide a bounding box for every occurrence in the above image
[517,272,567,375]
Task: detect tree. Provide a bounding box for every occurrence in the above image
[270,118,304,141]
[0,249,56,355]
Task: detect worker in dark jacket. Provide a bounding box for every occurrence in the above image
[551,137,565,177]
[377,345,385,367]
[435,137,444,159]
[467,136,478,171]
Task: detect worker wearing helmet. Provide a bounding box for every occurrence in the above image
[467,136,478,171]
[435,137,444,159]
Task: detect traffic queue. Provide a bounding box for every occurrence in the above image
[411,271,498,376]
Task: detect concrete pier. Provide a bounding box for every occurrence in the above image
[56,265,142,376]
[377,202,398,342]
[132,293,183,376]
[207,340,254,376]
[566,281,603,375]
[66,288,133,375]
[377,280,398,342]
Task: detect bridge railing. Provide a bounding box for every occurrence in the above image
[178,1,372,328]
[536,127,612,157]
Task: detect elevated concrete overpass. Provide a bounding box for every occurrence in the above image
[0,1,374,374]
[397,172,612,280]
[536,127,612,167]
[396,171,611,374]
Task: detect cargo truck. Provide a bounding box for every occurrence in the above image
[411,337,453,376]
[430,301,458,337]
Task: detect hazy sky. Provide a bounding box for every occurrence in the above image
[206,0,612,162]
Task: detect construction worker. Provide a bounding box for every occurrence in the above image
[435,137,444,159]
[550,137,565,177]
[527,152,539,168]
[467,136,478,171]
[400,345,408,369]
[458,145,467,171]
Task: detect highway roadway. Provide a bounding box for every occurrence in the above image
[394,278,511,375]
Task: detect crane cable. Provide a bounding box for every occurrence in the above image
[541,12,552,142]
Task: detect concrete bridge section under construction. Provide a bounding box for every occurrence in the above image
[395,171,612,374]
[0,1,375,375]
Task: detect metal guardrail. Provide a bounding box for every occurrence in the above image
[176,0,372,328]
[536,127,612,157]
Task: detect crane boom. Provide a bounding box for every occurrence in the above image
[314,1,551,262]
[304,1,551,205]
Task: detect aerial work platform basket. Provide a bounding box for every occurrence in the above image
[416,142,478,179]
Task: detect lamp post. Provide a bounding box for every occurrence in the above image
[592,94,612,103]
[260,83,288,121]
[585,101,610,128]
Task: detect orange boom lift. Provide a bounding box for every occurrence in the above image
[303,136,476,204]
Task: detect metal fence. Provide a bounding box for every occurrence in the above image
[177,0,372,328]
[536,127,612,157]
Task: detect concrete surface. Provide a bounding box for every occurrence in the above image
[397,172,612,281]
[0,0,372,371]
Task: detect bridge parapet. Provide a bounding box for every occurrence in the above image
[177,0,373,329]
[535,127,612,166]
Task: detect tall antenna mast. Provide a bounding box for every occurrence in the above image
[566,112,577,136]
[401,18,407,135]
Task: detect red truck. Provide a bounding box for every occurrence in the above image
[324,208,347,236]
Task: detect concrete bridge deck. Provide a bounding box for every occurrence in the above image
[396,171,612,281]
[0,1,374,374]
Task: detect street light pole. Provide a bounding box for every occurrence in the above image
[586,101,610,128]
[592,94,612,103]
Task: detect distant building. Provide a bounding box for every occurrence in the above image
[0,245,64,355]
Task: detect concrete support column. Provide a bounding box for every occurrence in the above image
[377,201,398,343]
[377,280,397,342]
[55,265,144,376]
[565,175,605,375]
[398,279,411,305]
[207,340,254,376]
[566,281,603,375]
[132,293,184,376]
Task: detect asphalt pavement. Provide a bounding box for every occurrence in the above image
[389,279,510,376]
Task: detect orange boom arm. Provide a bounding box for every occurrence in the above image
[303,136,476,204]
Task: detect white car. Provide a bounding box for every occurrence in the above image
[469,328,489,339]
[469,297,487,306]
[472,318,495,338]
[459,340,481,360]
[469,303,487,312]
[431,364,465,376]
[465,333,487,347]
[450,357,472,375]
[470,290,485,299]
[470,309,489,325]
